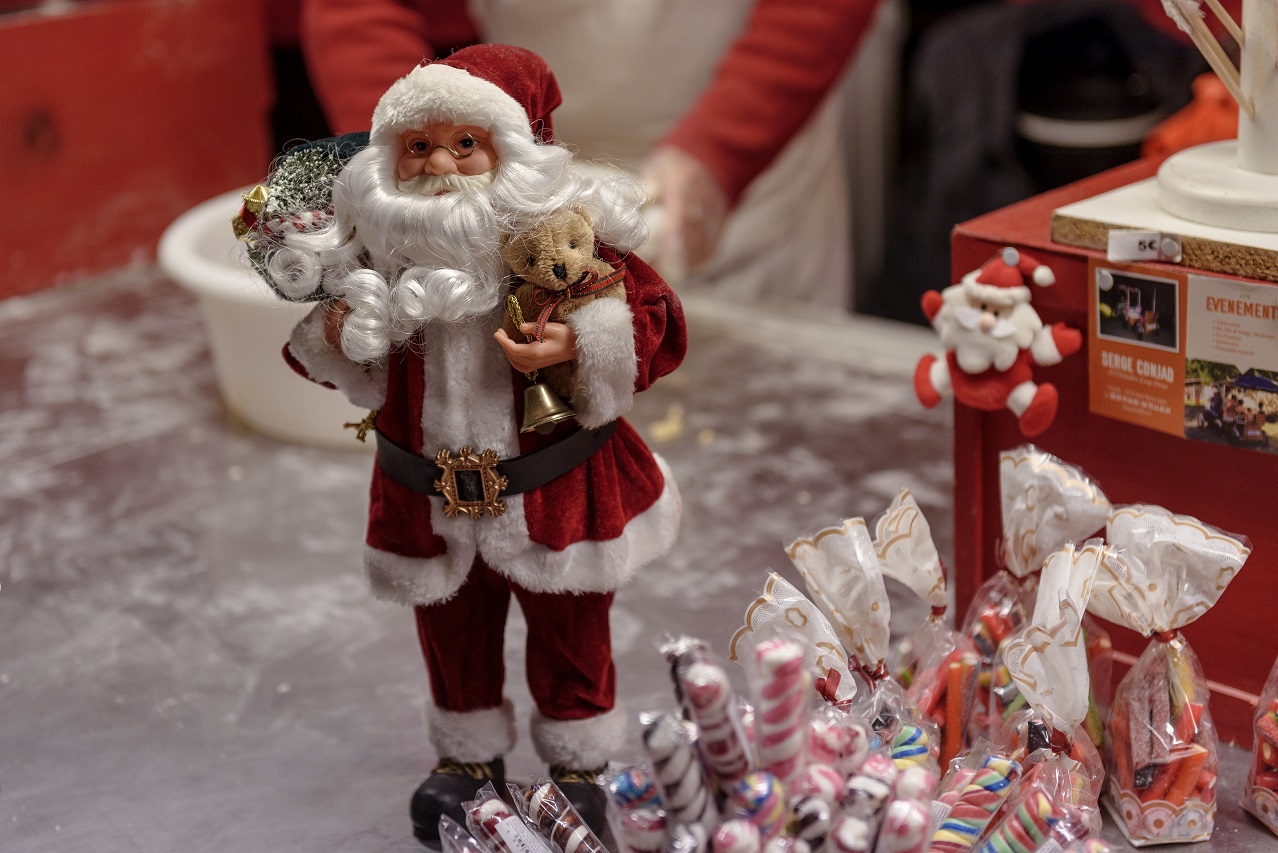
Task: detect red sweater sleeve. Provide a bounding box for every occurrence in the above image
[658,0,882,208]
[300,0,479,134]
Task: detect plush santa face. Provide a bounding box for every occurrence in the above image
[934,275,1043,374]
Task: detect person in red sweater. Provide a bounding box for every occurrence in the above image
[300,0,882,306]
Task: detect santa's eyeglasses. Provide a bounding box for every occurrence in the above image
[403,130,483,160]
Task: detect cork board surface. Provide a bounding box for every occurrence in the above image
[1052,177,1278,283]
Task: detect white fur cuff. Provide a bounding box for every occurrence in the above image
[567,297,638,429]
[287,305,387,411]
[530,706,628,768]
[427,700,517,762]
[365,544,474,606]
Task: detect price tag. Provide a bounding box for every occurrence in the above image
[1107,230,1182,263]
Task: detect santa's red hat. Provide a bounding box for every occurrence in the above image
[961,247,1055,305]
[370,44,562,148]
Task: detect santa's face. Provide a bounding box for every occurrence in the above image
[935,282,1040,374]
[396,123,498,189]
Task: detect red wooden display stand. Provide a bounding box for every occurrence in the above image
[951,158,1273,746]
[0,0,272,299]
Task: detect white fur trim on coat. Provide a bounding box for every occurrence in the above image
[427,700,517,762]
[372,64,531,148]
[365,542,475,606]
[530,706,628,768]
[364,454,682,605]
[287,305,387,411]
[567,296,638,428]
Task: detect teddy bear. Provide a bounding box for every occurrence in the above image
[500,206,627,400]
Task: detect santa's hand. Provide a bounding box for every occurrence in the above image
[642,146,728,280]
[494,323,578,373]
[920,290,944,324]
[1051,323,1083,358]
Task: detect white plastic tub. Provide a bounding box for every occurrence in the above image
[158,189,368,450]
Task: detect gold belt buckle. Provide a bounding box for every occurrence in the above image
[433,446,508,519]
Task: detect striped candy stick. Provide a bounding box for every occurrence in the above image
[974,790,1058,853]
[928,756,1022,853]
[754,637,811,788]
[891,724,931,770]
[683,658,754,784]
[643,713,718,830]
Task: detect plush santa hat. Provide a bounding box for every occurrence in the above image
[370,44,563,149]
[961,247,1056,306]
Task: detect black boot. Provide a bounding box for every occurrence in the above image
[548,765,608,842]
[411,757,505,848]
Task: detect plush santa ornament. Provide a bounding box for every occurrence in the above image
[914,247,1082,437]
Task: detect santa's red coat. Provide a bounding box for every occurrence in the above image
[286,245,686,606]
[946,348,1035,412]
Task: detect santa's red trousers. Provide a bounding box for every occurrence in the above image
[413,557,616,720]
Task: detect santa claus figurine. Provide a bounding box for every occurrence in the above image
[262,46,685,846]
[913,247,1081,437]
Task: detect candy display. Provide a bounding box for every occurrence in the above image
[973,789,1059,853]
[731,573,859,707]
[1089,504,1251,845]
[789,795,833,848]
[465,783,554,853]
[713,819,762,853]
[893,765,939,804]
[997,541,1114,825]
[616,463,1268,853]
[517,778,609,853]
[808,709,871,775]
[605,765,664,814]
[439,815,491,853]
[723,773,788,839]
[1242,655,1278,835]
[874,798,928,853]
[929,756,1022,853]
[668,637,755,787]
[792,763,844,804]
[644,713,718,830]
[964,446,1111,743]
[827,815,877,853]
[762,837,811,853]
[890,724,931,770]
[753,636,812,788]
[615,808,668,853]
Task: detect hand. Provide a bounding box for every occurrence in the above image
[641,146,728,279]
[323,300,351,350]
[494,322,578,373]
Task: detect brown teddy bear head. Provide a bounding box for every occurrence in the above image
[501,207,599,292]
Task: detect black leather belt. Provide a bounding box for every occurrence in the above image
[374,422,618,520]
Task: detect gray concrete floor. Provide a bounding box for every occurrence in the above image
[0,273,1268,850]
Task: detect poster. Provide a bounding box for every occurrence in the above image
[1089,259,1278,453]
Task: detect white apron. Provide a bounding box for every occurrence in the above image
[469,0,852,308]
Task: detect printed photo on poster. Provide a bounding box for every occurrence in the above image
[1184,362,1278,451]
[1095,268,1179,351]
[1088,261,1187,438]
[1183,274,1278,454]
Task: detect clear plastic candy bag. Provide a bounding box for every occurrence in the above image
[1241,654,1278,835]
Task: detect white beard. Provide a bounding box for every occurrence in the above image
[934,286,1041,373]
[329,150,511,361]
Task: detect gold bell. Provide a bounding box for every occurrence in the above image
[521,381,576,434]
